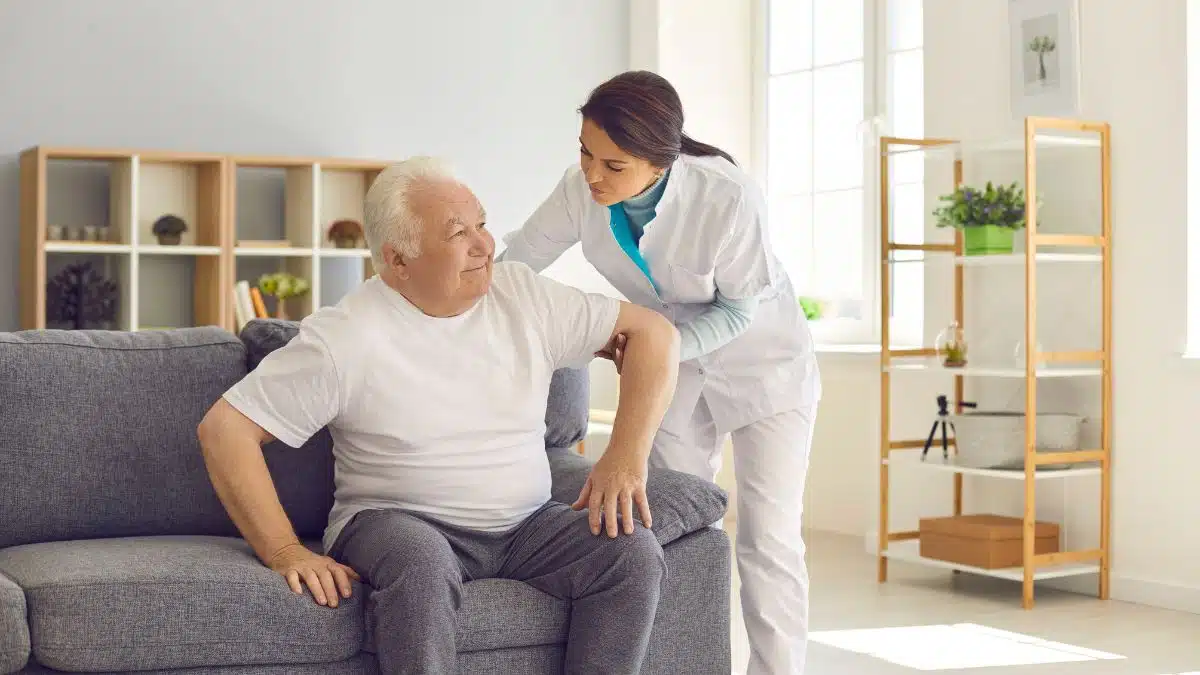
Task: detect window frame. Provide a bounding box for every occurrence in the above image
[752,0,924,348]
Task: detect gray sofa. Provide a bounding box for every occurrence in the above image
[0,322,732,674]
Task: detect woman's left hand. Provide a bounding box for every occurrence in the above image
[571,452,652,537]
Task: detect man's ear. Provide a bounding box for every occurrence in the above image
[382,243,412,280]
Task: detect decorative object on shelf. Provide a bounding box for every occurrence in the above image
[46,261,119,329]
[935,321,968,367]
[256,272,310,320]
[48,225,65,240]
[1012,339,1046,368]
[151,214,188,246]
[921,394,977,462]
[1008,0,1081,119]
[797,296,823,320]
[933,182,1029,255]
[327,219,365,249]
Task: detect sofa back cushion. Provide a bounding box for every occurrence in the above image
[0,327,335,549]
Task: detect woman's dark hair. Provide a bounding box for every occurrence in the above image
[578,70,736,168]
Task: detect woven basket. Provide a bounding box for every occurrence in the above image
[949,411,1083,470]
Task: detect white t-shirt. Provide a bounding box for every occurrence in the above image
[222,261,621,552]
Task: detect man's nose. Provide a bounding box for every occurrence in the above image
[471,229,494,255]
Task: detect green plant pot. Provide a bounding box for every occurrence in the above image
[963,225,1015,255]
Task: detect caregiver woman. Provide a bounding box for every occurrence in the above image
[500,70,821,675]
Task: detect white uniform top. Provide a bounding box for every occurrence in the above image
[502,153,821,433]
[222,264,621,552]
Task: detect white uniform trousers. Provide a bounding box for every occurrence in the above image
[649,395,817,675]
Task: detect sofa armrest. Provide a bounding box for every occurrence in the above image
[0,567,30,674]
[547,448,728,546]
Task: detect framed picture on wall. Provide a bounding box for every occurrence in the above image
[1008,0,1082,118]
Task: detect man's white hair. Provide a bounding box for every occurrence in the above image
[363,156,458,269]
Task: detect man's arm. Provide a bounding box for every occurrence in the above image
[198,400,359,608]
[573,301,680,537]
[197,328,358,607]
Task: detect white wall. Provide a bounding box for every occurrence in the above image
[805,0,1200,614]
[0,0,629,330]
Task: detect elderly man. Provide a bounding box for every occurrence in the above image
[197,156,681,674]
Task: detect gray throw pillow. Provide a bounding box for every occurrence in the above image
[546,448,729,546]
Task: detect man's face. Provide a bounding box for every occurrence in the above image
[393,179,494,316]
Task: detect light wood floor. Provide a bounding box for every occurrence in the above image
[727,527,1200,674]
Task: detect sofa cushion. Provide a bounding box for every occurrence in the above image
[0,570,29,674]
[238,318,590,451]
[0,327,335,548]
[547,448,728,546]
[0,536,365,672]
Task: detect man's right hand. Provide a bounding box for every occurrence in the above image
[267,542,361,608]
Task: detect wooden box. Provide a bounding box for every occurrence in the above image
[918,514,1059,569]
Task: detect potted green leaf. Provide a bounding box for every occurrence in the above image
[257,272,310,320]
[932,181,1029,255]
[797,296,823,321]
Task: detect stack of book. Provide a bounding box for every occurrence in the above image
[232,281,269,332]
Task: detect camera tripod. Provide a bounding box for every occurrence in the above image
[921,395,976,461]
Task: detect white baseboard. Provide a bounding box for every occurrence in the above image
[861,530,1200,615]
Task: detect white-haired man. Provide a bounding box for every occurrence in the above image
[197,156,681,674]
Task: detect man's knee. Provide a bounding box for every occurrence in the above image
[610,526,666,580]
[359,512,461,593]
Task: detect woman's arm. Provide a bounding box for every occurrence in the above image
[499,167,583,271]
[676,291,759,361]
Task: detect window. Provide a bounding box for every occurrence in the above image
[761,0,924,347]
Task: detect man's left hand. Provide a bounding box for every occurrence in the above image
[571,453,652,537]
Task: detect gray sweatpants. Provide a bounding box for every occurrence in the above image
[328,501,667,674]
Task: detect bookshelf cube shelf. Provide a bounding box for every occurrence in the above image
[21,146,393,334]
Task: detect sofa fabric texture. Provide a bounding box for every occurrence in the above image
[0,323,731,674]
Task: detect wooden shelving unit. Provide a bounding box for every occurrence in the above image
[19,146,390,333]
[876,116,1113,609]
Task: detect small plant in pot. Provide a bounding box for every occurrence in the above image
[151,215,188,246]
[328,219,364,249]
[932,181,1030,255]
[257,272,311,320]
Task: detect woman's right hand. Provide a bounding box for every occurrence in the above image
[594,333,627,374]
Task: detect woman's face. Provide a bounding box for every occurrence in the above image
[579,117,663,206]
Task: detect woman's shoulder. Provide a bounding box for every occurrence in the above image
[676,154,764,210]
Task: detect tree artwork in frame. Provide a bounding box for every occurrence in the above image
[1008,0,1082,119]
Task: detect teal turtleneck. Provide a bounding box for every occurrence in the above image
[621,167,670,246]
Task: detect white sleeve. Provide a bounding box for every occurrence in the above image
[714,188,775,301]
[221,328,341,448]
[499,166,582,272]
[523,272,621,370]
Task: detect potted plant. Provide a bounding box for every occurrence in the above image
[257,272,311,320]
[797,296,823,321]
[151,215,188,246]
[932,181,1029,255]
[328,219,364,249]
